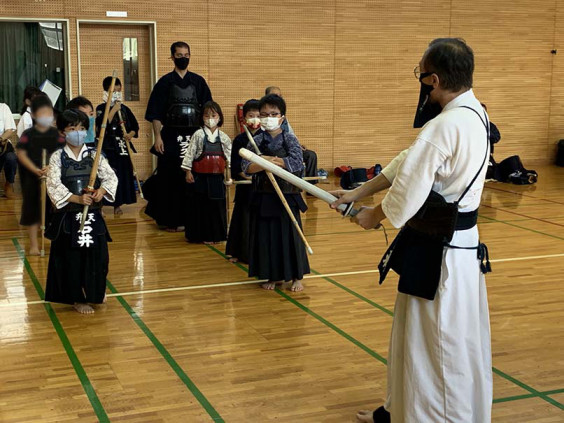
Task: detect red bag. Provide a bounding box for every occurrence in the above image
[334,166,352,177]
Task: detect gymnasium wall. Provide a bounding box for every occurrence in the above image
[2,0,562,170]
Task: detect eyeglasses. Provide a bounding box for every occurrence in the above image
[414,66,433,81]
[259,112,281,118]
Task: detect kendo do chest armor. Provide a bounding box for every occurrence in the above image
[60,149,102,211]
[192,133,226,174]
[165,83,200,128]
[253,134,301,194]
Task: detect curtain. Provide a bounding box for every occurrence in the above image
[0,22,67,114]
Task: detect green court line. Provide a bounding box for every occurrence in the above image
[274,287,387,365]
[310,269,394,316]
[205,244,564,409]
[312,266,564,410]
[483,387,564,404]
[492,367,563,410]
[106,280,225,422]
[206,245,387,364]
[12,238,110,423]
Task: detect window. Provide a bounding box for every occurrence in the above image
[123,37,140,101]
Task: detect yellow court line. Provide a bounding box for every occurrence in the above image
[1,252,563,308]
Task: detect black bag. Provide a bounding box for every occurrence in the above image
[557,140,564,167]
[497,155,537,185]
[340,168,368,189]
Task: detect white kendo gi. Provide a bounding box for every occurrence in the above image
[380,89,492,422]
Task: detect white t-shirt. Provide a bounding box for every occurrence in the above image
[0,103,16,135]
[17,107,33,137]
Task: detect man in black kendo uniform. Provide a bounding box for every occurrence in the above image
[144,41,213,231]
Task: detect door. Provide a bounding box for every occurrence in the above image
[79,23,153,180]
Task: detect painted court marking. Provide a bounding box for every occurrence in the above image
[205,244,564,411]
[2,252,564,308]
[11,238,110,422]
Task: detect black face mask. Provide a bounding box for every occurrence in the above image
[174,57,190,70]
[413,75,442,128]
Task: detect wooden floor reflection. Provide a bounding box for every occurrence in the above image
[1,166,563,422]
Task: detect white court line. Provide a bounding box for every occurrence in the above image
[1,252,563,308]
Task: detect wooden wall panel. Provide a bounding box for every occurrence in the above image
[79,24,153,179]
[1,0,561,169]
[548,0,564,160]
[334,0,451,168]
[450,0,556,165]
[208,0,335,168]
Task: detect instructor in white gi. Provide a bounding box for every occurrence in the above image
[333,38,493,422]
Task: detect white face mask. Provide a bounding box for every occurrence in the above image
[103,91,123,104]
[35,116,54,128]
[260,116,281,131]
[205,118,218,128]
[246,117,261,129]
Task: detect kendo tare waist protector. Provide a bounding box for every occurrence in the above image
[378,106,492,301]
[192,133,226,174]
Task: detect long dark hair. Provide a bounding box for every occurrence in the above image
[21,86,42,114]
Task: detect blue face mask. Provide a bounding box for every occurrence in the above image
[85,116,96,144]
[66,130,88,147]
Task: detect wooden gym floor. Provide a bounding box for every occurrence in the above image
[0,167,563,422]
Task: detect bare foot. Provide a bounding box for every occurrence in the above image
[176,226,185,232]
[114,207,123,216]
[28,248,40,256]
[165,227,177,233]
[203,241,213,245]
[261,282,277,290]
[290,280,304,292]
[356,410,374,423]
[102,293,107,304]
[74,303,95,314]
[228,257,239,263]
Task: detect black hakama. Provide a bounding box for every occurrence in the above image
[225,131,255,263]
[225,184,251,262]
[102,149,137,207]
[144,127,193,228]
[248,192,310,282]
[185,172,227,243]
[44,210,110,305]
[95,103,139,208]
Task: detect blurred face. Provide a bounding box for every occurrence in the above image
[33,106,54,128]
[269,88,282,97]
[113,84,122,93]
[78,105,94,117]
[33,106,53,120]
